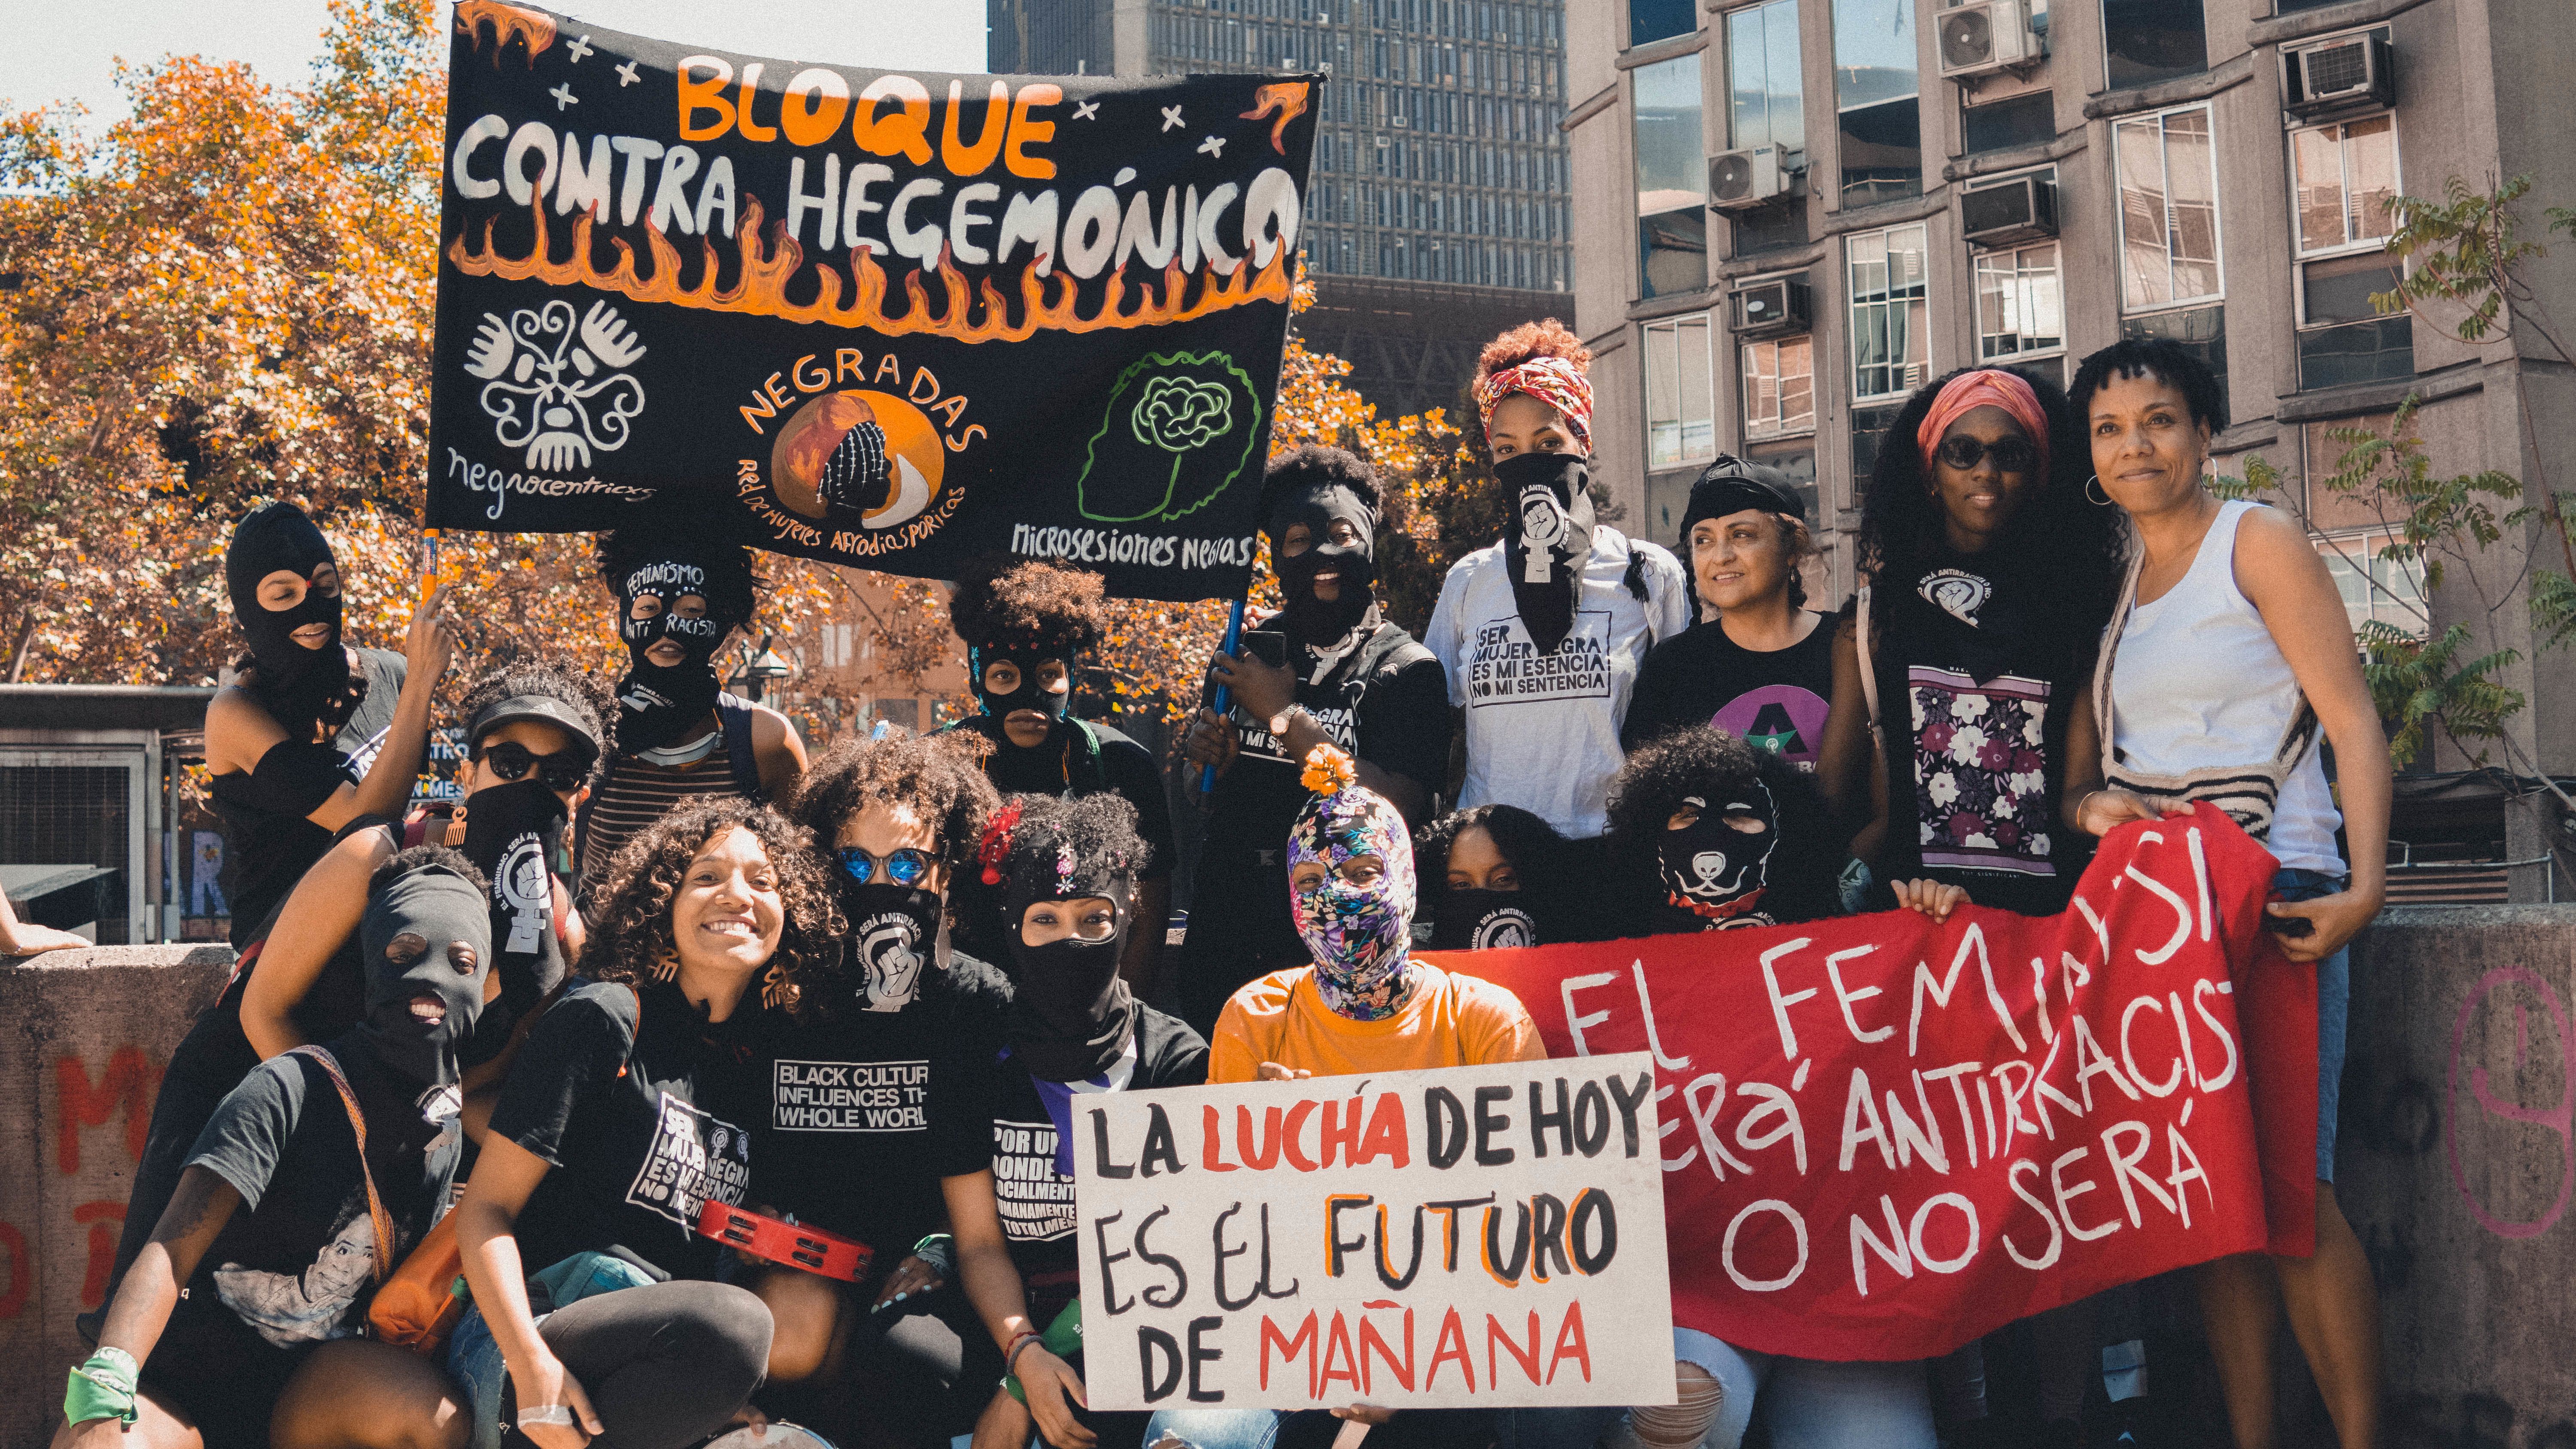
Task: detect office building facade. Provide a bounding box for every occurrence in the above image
[1563,0,2576,894]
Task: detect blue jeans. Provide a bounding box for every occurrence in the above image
[2273,867,2351,1182]
[1144,1407,1492,1449]
[1497,1329,1934,1449]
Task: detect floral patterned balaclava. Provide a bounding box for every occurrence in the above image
[1287,746,1419,1021]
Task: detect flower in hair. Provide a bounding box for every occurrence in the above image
[1301,743,1358,797]
[978,799,1025,885]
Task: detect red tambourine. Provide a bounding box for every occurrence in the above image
[696,1201,875,1282]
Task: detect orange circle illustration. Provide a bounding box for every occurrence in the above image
[770,389,946,527]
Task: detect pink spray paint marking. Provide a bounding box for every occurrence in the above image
[2445,966,2576,1240]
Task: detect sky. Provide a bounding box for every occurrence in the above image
[0,1,989,123]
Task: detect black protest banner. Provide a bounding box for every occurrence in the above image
[425,3,1318,601]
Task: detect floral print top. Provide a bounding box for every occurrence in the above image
[1906,666,2055,877]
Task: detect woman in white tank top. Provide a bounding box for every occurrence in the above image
[2067,340,2388,1449]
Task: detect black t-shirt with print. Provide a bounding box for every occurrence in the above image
[488,977,761,1281]
[744,951,1012,1258]
[169,1035,455,1354]
[983,1007,1207,1319]
[1622,613,1838,767]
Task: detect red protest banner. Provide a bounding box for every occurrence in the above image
[1434,804,2317,1363]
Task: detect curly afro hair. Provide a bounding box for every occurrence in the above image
[1853,364,2126,655]
[581,797,841,1013]
[990,791,1148,920]
[1603,725,1842,927]
[1258,446,1385,536]
[946,558,1109,655]
[595,528,761,629]
[454,660,616,783]
[1414,802,1576,933]
[2068,336,2228,434]
[369,842,489,897]
[788,728,1001,870]
[1474,318,1591,383]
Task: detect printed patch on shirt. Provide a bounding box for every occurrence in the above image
[990,1118,1078,1243]
[1235,698,1359,764]
[212,1206,377,1349]
[1907,667,2055,876]
[1711,684,1831,771]
[1462,609,1613,707]
[625,1091,752,1227]
[772,1059,931,1132]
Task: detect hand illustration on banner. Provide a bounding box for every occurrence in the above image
[1079,350,1265,524]
[460,300,649,471]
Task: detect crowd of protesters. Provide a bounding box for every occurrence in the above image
[34,324,2387,1449]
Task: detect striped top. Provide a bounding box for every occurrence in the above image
[578,737,756,889]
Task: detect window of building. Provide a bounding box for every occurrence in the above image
[1962,91,2054,155]
[1645,313,1719,467]
[2288,109,2411,388]
[1833,0,1920,207]
[1631,0,1697,47]
[1747,442,1822,523]
[1848,222,1930,400]
[2119,303,2227,412]
[1634,53,1709,297]
[1726,0,1804,157]
[2102,0,2206,90]
[1850,402,1905,500]
[1974,238,2064,366]
[2319,531,2427,637]
[2114,106,2221,312]
[1741,334,1816,440]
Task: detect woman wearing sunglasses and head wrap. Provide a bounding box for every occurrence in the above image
[89,664,608,1338]
[1424,321,1693,840]
[1815,366,2126,919]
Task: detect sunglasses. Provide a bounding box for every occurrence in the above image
[836,847,935,887]
[1935,436,2039,473]
[483,741,589,793]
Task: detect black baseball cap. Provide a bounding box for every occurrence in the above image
[466,693,603,767]
[1682,456,1805,540]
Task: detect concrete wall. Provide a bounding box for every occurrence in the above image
[2,946,230,1449]
[12,915,2576,1443]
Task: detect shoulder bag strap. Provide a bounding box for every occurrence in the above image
[286,1045,396,1286]
[2093,551,2146,769]
[1856,585,1880,737]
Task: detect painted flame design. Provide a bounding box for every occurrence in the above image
[447,200,1295,343]
[1241,83,1313,154]
[456,0,557,65]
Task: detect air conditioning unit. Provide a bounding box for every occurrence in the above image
[1937,0,2043,80]
[2283,33,2394,118]
[1962,175,2059,248]
[1708,148,1795,211]
[1731,276,1812,338]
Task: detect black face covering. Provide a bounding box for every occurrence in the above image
[841,882,944,1013]
[356,866,492,1088]
[1267,484,1379,644]
[1003,879,1138,1082]
[1656,780,1780,929]
[225,502,354,737]
[614,558,732,752]
[460,779,570,1016]
[971,639,1077,728]
[1430,889,1540,952]
[1497,452,1597,657]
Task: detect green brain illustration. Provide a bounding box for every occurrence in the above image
[1077,351,1264,524]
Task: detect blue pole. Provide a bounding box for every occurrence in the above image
[1202,597,1248,791]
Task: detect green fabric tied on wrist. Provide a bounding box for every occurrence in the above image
[66,1346,141,1426]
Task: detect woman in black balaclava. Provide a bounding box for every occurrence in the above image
[1602,724,1844,936]
[576,529,807,887]
[952,791,1207,1449]
[1174,446,1453,1035]
[939,559,1176,988]
[204,502,459,947]
[56,848,491,1449]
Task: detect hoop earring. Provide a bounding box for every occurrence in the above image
[2085,475,2112,508]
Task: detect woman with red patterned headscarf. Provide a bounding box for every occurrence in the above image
[1815,367,2128,921]
[1423,321,1693,840]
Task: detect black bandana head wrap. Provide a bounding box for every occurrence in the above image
[981,794,1141,1081]
[1496,452,1597,656]
[226,502,358,738]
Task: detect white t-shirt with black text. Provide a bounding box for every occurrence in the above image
[1424,525,1692,837]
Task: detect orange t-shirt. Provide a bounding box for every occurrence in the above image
[1207,963,1547,1084]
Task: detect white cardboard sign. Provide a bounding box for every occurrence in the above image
[1075,1052,1675,1411]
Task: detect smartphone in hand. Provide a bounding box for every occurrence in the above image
[1241,629,1288,669]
